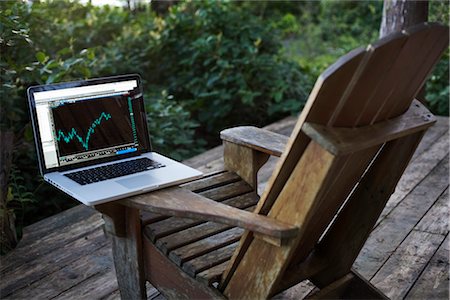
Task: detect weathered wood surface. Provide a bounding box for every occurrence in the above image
[123,185,298,240]
[302,100,435,155]
[0,116,447,299]
[220,126,289,157]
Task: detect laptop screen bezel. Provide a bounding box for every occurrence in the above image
[27,74,152,175]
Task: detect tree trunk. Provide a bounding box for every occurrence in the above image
[379,0,429,101]
[0,131,17,254]
[379,0,429,38]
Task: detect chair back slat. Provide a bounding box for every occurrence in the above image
[256,47,366,215]
[284,22,448,270]
[386,24,449,117]
[221,23,448,298]
[288,146,380,266]
[332,33,408,127]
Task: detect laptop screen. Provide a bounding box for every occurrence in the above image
[28,75,151,173]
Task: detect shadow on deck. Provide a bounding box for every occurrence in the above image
[1,116,448,300]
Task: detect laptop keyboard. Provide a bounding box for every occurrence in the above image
[64,158,165,185]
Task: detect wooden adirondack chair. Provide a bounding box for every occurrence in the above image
[96,23,448,299]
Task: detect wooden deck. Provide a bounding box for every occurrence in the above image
[1,116,448,300]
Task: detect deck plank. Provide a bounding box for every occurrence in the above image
[378,131,449,222]
[9,245,113,299]
[354,155,449,279]
[0,227,106,297]
[1,115,448,300]
[370,230,445,299]
[371,187,448,299]
[0,205,99,273]
[405,234,449,300]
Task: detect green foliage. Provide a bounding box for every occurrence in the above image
[144,90,205,161]
[1,0,448,237]
[0,2,34,132]
[281,0,383,86]
[149,2,309,133]
[426,50,449,115]
[427,0,450,116]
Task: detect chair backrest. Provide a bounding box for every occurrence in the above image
[220,23,449,298]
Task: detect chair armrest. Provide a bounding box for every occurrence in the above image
[121,186,298,245]
[220,126,289,157]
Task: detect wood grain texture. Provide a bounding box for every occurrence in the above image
[54,266,119,300]
[125,187,298,240]
[302,100,435,155]
[223,141,269,188]
[107,206,146,300]
[145,191,258,242]
[196,261,230,286]
[169,227,244,266]
[369,188,448,299]
[354,155,449,279]
[220,126,289,157]
[199,179,253,201]
[158,222,231,255]
[2,113,448,300]
[332,32,408,127]
[415,188,449,235]
[372,24,444,122]
[221,44,368,291]
[224,142,342,298]
[181,171,240,192]
[412,116,448,160]
[9,245,113,299]
[143,235,225,300]
[379,131,449,222]
[305,273,354,299]
[140,171,235,224]
[387,24,449,117]
[221,23,448,298]
[0,227,106,298]
[182,242,239,277]
[158,206,256,257]
[371,230,445,299]
[312,132,424,287]
[405,234,449,300]
[0,207,102,275]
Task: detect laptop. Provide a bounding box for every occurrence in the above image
[27,74,203,206]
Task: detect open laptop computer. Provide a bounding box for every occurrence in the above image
[27,74,203,206]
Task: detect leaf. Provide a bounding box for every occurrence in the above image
[36,51,48,64]
[6,187,13,202]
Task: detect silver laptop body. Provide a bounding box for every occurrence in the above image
[28,74,202,206]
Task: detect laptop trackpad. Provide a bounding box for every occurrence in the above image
[116,174,157,189]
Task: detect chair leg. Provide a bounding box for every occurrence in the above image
[311,132,424,287]
[97,203,147,300]
[306,270,387,300]
[342,269,388,299]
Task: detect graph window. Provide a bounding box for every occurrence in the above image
[33,80,148,169]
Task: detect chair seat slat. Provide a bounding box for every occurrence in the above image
[197,261,230,286]
[154,195,258,253]
[144,190,258,241]
[169,227,244,266]
[182,242,239,277]
[141,172,249,226]
[181,171,241,192]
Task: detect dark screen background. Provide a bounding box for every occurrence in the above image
[52,94,148,157]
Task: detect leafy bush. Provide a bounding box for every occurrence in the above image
[144,89,205,161]
[426,50,449,115]
[148,2,309,135]
[1,0,448,241]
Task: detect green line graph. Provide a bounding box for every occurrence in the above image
[56,112,112,151]
[128,97,138,143]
